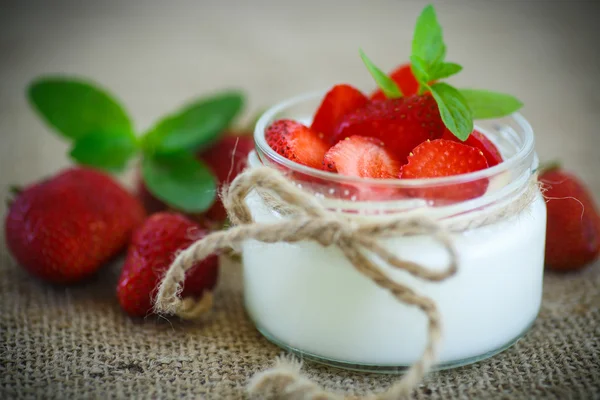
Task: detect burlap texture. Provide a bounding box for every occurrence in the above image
[1,232,599,399]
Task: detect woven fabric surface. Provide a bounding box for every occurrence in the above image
[1,241,599,399]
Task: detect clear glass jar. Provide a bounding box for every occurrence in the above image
[242,91,546,373]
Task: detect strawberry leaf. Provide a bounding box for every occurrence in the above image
[429,83,473,141]
[28,77,132,140]
[458,89,523,119]
[411,5,446,70]
[69,130,139,172]
[141,153,216,213]
[142,91,244,155]
[359,49,403,98]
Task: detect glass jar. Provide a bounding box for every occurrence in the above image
[242,91,546,373]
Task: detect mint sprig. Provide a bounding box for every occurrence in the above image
[361,4,524,141]
[27,76,245,212]
[458,89,523,119]
[411,5,446,70]
[142,154,216,213]
[428,83,473,141]
[142,91,244,155]
[69,130,138,172]
[360,49,403,98]
[29,78,133,139]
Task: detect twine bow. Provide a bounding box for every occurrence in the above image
[154,166,539,399]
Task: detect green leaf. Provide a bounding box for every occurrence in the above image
[428,62,463,81]
[411,5,446,70]
[428,83,473,141]
[28,77,132,140]
[409,55,430,84]
[143,91,244,155]
[359,49,403,98]
[141,153,216,213]
[69,131,138,172]
[458,89,523,119]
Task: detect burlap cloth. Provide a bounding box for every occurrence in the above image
[1,232,599,399]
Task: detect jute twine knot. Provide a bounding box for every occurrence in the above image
[153,166,539,400]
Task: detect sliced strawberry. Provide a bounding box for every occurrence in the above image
[311,84,368,141]
[324,135,400,179]
[400,139,489,202]
[442,129,503,167]
[333,95,444,163]
[265,119,330,169]
[370,63,421,100]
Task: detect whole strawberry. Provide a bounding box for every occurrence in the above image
[117,212,219,317]
[5,167,145,284]
[540,165,600,271]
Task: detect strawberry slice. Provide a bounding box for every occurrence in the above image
[324,135,400,179]
[265,119,329,169]
[370,63,420,100]
[333,95,445,163]
[311,84,368,140]
[400,139,489,201]
[442,129,503,167]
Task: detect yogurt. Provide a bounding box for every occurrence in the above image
[242,178,545,367]
[242,93,545,370]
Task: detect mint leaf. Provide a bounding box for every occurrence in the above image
[143,91,244,155]
[28,77,132,140]
[410,55,430,84]
[411,5,446,70]
[429,83,473,141]
[458,89,523,119]
[359,49,403,98]
[69,131,138,172]
[141,153,216,212]
[428,62,462,81]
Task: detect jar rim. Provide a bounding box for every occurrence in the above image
[254,90,535,188]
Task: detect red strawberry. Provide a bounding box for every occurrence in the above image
[311,84,367,140]
[117,212,219,317]
[197,135,255,226]
[333,95,445,163]
[540,166,600,271]
[265,119,330,169]
[442,129,503,167]
[370,63,421,100]
[324,135,400,179]
[400,139,489,201]
[5,167,145,284]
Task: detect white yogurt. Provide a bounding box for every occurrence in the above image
[241,157,546,367]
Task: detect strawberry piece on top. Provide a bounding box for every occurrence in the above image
[333,95,445,163]
[323,135,401,179]
[442,129,503,167]
[265,119,330,169]
[311,84,368,141]
[400,139,489,201]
